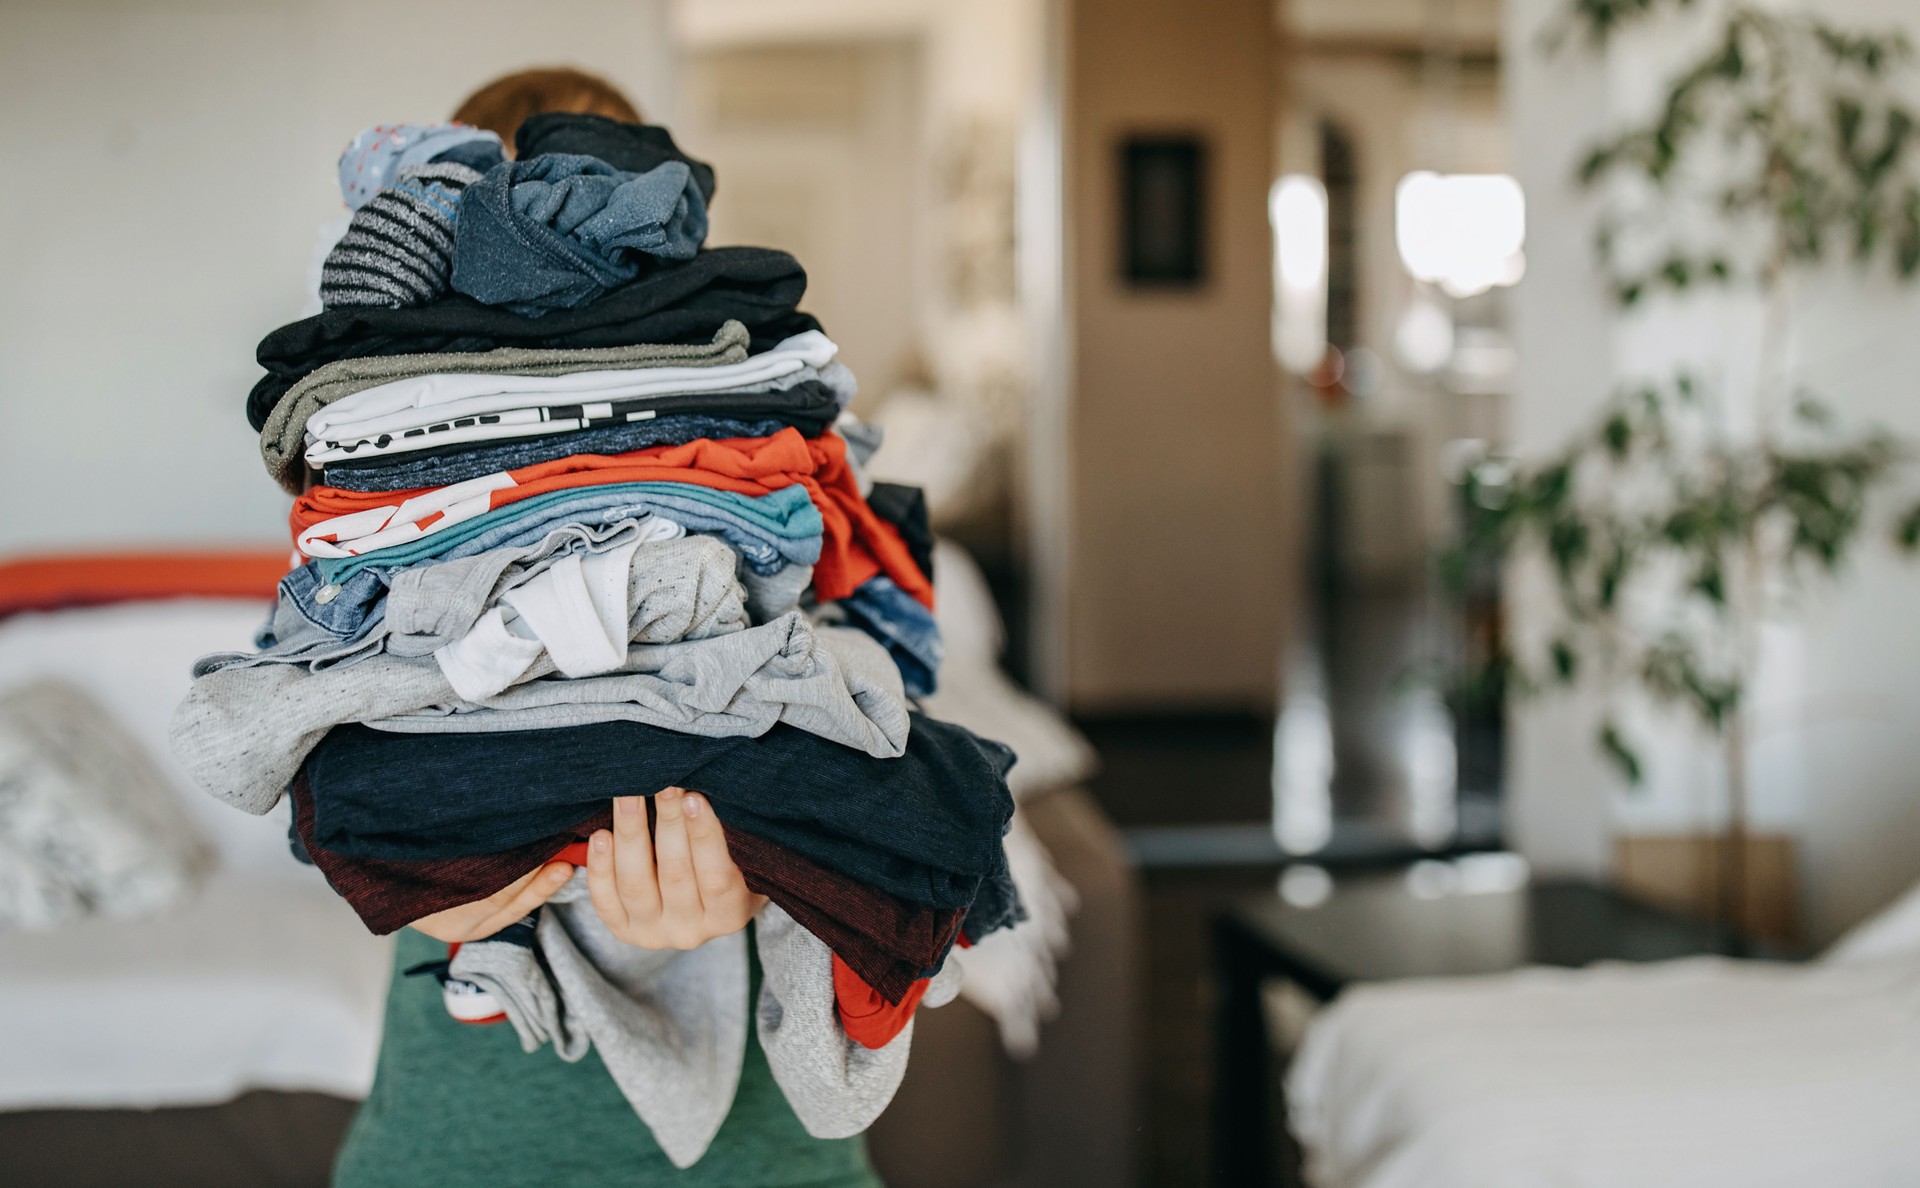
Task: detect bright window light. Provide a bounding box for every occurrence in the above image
[1271,174,1328,373]
[1273,651,1335,854]
[1272,175,1329,291]
[1395,172,1526,298]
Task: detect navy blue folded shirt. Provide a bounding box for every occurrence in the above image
[303,713,1016,911]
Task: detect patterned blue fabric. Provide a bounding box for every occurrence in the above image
[453,154,708,315]
[835,577,942,697]
[322,415,793,492]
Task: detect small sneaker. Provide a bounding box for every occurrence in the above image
[402,913,540,1026]
[439,968,509,1025]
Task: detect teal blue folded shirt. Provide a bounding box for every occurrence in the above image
[317,482,823,586]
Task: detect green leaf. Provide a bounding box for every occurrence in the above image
[1862,108,1913,182]
[1578,145,1615,187]
[1597,542,1631,609]
[1548,516,1591,581]
[1532,463,1574,511]
[1551,638,1579,683]
[1692,560,1726,605]
[1600,722,1643,784]
[1897,502,1920,551]
[1721,40,1744,78]
[1835,97,1865,151]
[1603,411,1633,458]
[1855,206,1880,258]
[1898,188,1920,277]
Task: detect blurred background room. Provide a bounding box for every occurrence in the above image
[4,0,1920,1184]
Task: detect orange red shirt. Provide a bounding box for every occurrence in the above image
[290,429,931,607]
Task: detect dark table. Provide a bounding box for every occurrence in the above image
[1210,876,1764,1187]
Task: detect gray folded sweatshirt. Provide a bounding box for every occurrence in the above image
[449,887,933,1168]
[452,875,748,1168]
[171,536,910,815]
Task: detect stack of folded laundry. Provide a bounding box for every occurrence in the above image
[171,113,1018,1166]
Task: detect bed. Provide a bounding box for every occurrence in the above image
[0,597,394,1114]
[1285,885,1920,1188]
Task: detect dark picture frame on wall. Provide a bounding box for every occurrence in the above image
[1120,135,1207,287]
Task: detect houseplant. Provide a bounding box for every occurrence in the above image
[1448,1,1920,931]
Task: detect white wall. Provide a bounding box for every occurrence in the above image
[1503,0,1920,941]
[0,0,676,554]
[673,0,1043,421]
[680,40,929,408]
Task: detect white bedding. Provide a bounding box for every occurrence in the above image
[0,600,392,1109]
[1287,953,1920,1188]
[0,869,389,1109]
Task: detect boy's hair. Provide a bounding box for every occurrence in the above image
[452,67,643,148]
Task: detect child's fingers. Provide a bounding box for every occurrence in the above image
[489,860,573,929]
[586,827,631,933]
[650,787,702,919]
[609,794,662,919]
[682,793,750,915]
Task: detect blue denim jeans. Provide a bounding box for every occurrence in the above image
[451,153,709,315]
[836,576,942,697]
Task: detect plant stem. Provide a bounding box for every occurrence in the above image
[1721,194,1794,940]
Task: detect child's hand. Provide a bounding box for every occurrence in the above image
[586,787,767,950]
[408,859,574,943]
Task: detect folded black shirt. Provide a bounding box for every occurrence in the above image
[248,246,820,431]
[303,713,1017,910]
[867,482,933,584]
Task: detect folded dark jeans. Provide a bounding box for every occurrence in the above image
[289,779,945,1002]
[838,576,941,698]
[451,153,709,314]
[304,713,1015,909]
[249,246,819,431]
[515,113,718,203]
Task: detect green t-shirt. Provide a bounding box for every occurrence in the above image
[333,927,883,1188]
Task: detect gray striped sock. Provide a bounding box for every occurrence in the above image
[321,162,483,309]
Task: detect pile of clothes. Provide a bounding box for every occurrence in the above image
[171,114,1020,1166]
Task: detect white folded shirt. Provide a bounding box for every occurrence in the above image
[305,331,839,444]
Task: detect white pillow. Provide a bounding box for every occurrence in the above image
[0,680,214,928]
[867,389,996,526]
[0,600,306,877]
[929,537,1005,667]
[921,540,1098,801]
